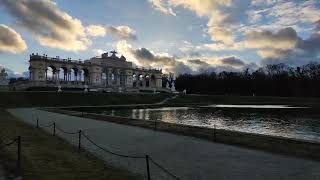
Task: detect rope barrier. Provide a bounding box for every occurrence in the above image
[56,125,79,135]
[149,157,180,180]
[34,118,180,179]
[81,132,145,159]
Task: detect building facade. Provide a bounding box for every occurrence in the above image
[24,51,165,92]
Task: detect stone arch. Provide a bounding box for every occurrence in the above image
[79,68,90,84]
[58,67,68,81]
[101,67,108,86]
[132,73,138,87]
[119,70,126,86]
[145,74,151,87]
[138,73,144,87]
[46,65,57,81]
[150,74,156,87]
[70,67,79,81]
[111,69,118,85]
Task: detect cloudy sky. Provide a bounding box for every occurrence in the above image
[0,0,319,76]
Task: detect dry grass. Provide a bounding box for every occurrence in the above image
[0,109,140,180]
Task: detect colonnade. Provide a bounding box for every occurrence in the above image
[29,65,162,88]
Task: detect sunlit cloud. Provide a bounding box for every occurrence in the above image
[1,0,90,51]
[0,24,27,53]
[87,25,137,40]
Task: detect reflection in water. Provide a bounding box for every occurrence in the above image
[102,106,320,142]
[203,105,310,108]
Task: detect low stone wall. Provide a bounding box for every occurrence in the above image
[46,108,320,161]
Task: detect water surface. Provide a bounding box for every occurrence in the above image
[101,105,320,142]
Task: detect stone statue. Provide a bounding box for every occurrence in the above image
[166,81,170,89]
[84,85,88,93]
[110,50,118,58]
[183,89,187,94]
[0,68,9,90]
[171,81,176,92]
[57,85,62,93]
[0,68,9,85]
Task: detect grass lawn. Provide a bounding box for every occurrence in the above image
[0,109,140,180]
[0,91,169,108]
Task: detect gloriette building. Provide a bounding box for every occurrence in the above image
[16,51,166,92]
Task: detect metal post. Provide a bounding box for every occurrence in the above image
[36,118,39,128]
[213,124,216,141]
[146,155,151,180]
[17,136,21,169]
[78,130,82,150]
[53,122,56,136]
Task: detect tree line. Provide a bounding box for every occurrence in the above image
[172,63,320,97]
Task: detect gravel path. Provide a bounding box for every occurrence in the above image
[8,108,320,180]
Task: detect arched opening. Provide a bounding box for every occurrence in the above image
[102,68,107,86]
[138,74,143,87]
[145,75,150,87]
[71,67,78,82]
[46,65,56,81]
[111,69,117,85]
[111,73,115,84]
[132,74,137,87]
[150,74,156,87]
[79,68,89,84]
[59,67,68,82]
[120,71,125,86]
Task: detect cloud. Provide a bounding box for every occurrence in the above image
[239,27,320,66]
[207,27,234,44]
[86,25,107,37]
[244,27,298,50]
[1,0,90,51]
[116,40,194,74]
[87,25,137,40]
[106,26,137,40]
[260,32,320,66]
[149,0,176,16]
[92,49,106,56]
[117,40,255,75]
[220,57,245,66]
[188,59,209,66]
[148,0,245,46]
[149,0,320,65]
[0,24,27,53]
[315,20,320,31]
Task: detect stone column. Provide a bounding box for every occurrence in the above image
[77,71,82,82]
[45,69,48,81]
[142,75,146,87]
[104,71,108,87]
[89,66,102,85]
[55,70,60,82]
[115,69,121,86]
[125,70,133,87]
[155,74,162,88]
[108,68,113,86]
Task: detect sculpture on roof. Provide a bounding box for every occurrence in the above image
[110,50,118,58]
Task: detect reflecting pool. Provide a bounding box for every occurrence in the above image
[101,105,320,142]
